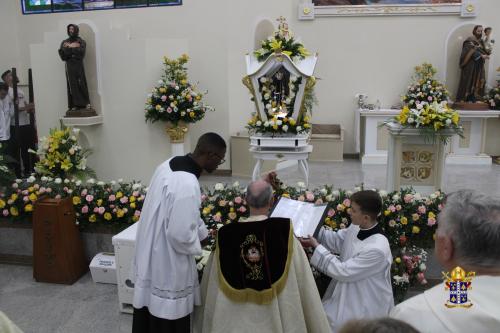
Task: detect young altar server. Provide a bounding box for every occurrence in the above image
[132,132,226,333]
[300,190,393,333]
[193,180,331,333]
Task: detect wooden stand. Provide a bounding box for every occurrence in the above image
[33,197,87,284]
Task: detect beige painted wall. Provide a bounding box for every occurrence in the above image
[1,0,499,182]
[0,1,21,81]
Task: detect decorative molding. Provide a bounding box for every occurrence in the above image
[313,4,461,17]
[60,115,104,127]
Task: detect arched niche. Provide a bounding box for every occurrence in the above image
[73,22,102,116]
[444,22,495,102]
[254,18,275,50]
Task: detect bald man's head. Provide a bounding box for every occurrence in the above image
[246,180,273,209]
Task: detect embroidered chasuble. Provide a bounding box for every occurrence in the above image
[217,217,293,304]
[193,217,331,333]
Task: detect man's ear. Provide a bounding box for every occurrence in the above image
[436,233,455,266]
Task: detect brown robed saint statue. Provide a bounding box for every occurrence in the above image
[454,25,491,110]
[58,24,97,117]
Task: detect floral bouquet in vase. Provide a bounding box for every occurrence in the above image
[145,54,214,142]
[402,63,449,109]
[31,127,94,179]
[391,246,428,303]
[485,67,500,110]
[393,101,463,143]
[0,143,15,185]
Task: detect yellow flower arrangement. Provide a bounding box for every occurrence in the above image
[253,17,310,62]
[32,127,94,179]
[393,101,463,143]
[145,54,214,125]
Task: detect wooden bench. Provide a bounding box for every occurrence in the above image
[309,124,344,162]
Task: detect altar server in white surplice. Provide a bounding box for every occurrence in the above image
[132,133,226,333]
[391,190,500,333]
[193,180,331,333]
[300,190,393,333]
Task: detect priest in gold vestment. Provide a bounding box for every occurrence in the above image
[193,180,330,333]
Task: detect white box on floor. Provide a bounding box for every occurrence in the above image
[89,252,117,284]
[112,222,138,314]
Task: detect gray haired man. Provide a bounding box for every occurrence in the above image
[391,189,500,332]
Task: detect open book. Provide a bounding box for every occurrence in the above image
[270,197,328,238]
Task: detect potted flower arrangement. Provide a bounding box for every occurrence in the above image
[391,246,428,303]
[253,17,311,62]
[402,63,449,109]
[145,54,214,143]
[392,101,462,144]
[485,67,500,110]
[0,143,15,186]
[31,127,94,179]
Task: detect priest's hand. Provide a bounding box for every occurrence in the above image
[263,171,283,191]
[299,235,319,249]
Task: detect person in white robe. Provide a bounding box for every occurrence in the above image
[2,70,36,177]
[193,180,331,333]
[390,190,500,333]
[0,83,14,143]
[132,132,226,333]
[300,190,393,333]
[0,311,23,333]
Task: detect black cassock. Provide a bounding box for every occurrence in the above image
[58,35,90,109]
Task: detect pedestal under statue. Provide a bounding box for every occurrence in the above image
[58,24,97,117]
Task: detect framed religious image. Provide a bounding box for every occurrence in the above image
[52,0,83,12]
[312,0,463,16]
[148,0,181,6]
[83,0,115,10]
[114,0,148,8]
[22,0,180,14]
[22,0,52,13]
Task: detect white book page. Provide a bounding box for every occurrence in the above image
[270,197,327,237]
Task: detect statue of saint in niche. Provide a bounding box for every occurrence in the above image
[58,24,96,117]
[455,25,491,110]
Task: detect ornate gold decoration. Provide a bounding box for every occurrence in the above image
[298,76,317,121]
[443,266,475,308]
[165,122,188,143]
[337,6,438,15]
[314,4,462,16]
[466,4,474,12]
[242,75,261,117]
[240,234,264,281]
[303,7,311,15]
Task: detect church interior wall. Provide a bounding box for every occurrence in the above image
[1,0,499,182]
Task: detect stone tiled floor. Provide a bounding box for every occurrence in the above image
[1,160,499,333]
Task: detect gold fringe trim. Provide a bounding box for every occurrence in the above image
[216,224,294,305]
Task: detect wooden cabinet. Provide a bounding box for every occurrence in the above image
[33,197,87,284]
